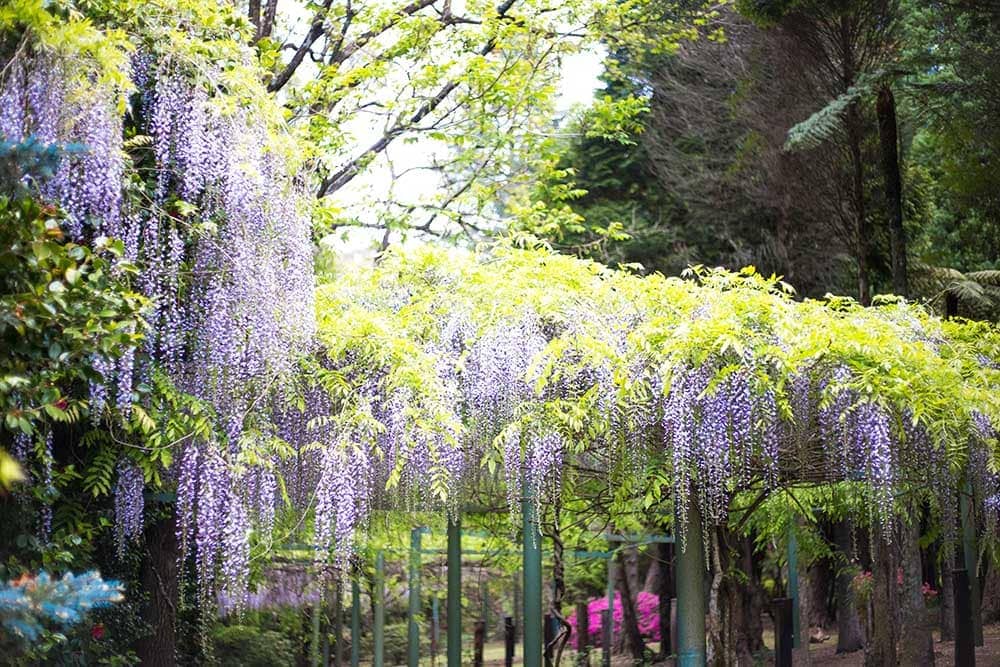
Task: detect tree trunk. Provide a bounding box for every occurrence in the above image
[544,495,571,665]
[707,530,727,666]
[657,542,675,660]
[940,557,955,641]
[644,550,661,593]
[866,536,898,667]
[980,559,1000,624]
[707,527,762,667]
[807,556,835,629]
[847,101,870,306]
[248,0,261,37]
[900,519,934,665]
[833,520,864,653]
[793,553,812,666]
[135,514,179,667]
[876,83,908,298]
[737,533,765,664]
[613,544,642,653]
[616,548,647,658]
[839,14,871,306]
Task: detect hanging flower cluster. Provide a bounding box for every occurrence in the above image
[1,31,314,600]
[0,56,123,240]
[313,245,1000,556]
[113,461,145,556]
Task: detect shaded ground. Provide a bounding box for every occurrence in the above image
[467,622,1000,666]
[807,623,1000,667]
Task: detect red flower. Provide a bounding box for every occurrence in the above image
[91,623,105,640]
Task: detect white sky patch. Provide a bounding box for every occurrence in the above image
[328,47,607,261]
[555,48,606,112]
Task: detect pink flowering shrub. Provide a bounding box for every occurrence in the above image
[566,592,662,649]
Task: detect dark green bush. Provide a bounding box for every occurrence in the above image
[381,621,431,664]
[211,624,296,667]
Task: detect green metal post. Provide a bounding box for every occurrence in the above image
[961,479,984,646]
[676,500,705,666]
[523,478,543,667]
[351,578,361,667]
[447,516,462,667]
[787,526,800,648]
[374,550,385,667]
[603,547,615,667]
[408,528,423,667]
[432,595,440,665]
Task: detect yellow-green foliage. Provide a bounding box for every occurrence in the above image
[316,241,999,507]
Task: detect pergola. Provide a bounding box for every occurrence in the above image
[250,243,997,666]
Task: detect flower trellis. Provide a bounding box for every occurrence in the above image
[303,245,1000,571]
[2,6,999,609]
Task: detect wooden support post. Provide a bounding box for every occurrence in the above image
[773,598,793,667]
[954,569,976,666]
[505,616,516,667]
[473,620,486,667]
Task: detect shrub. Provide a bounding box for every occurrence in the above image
[566,592,661,649]
[211,624,296,667]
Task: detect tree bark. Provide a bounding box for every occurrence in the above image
[900,519,934,665]
[877,83,908,297]
[616,547,647,659]
[940,557,955,641]
[866,536,898,667]
[248,0,261,37]
[707,527,762,667]
[707,530,727,666]
[980,559,1000,624]
[839,13,871,306]
[644,551,661,593]
[807,556,835,629]
[737,534,765,664]
[614,544,644,654]
[657,542,675,660]
[793,552,813,666]
[833,520,865,653]
[135,514,179,667]
[847,100,871,306]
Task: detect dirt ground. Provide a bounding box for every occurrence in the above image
[805,623,1000,667]
[472,622,1000,666]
